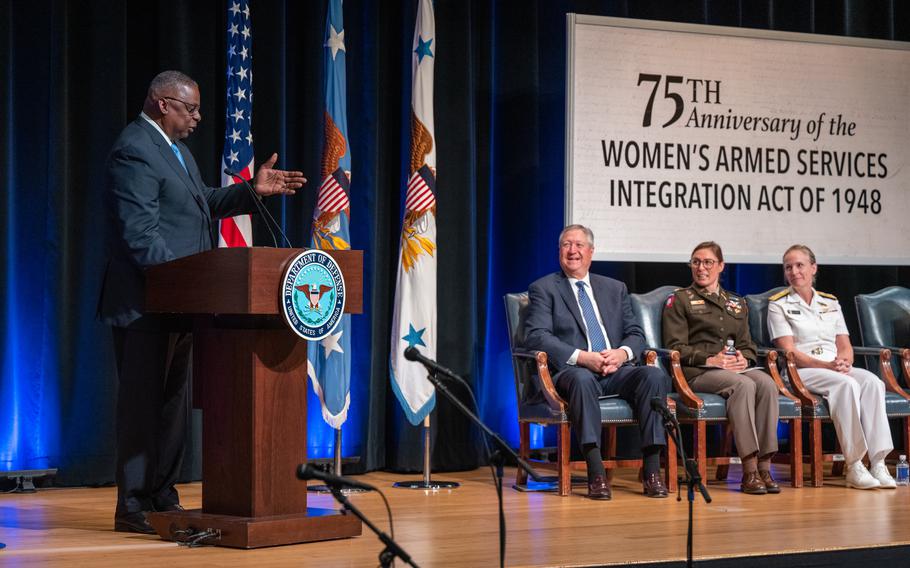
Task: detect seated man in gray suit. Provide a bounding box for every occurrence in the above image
[98,70,306,534]
[523,224,670,500]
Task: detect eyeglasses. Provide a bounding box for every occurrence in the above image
[560,241,590,250]
[689,259,718,269]
[163,96,200,115]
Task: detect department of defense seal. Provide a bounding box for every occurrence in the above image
[280,249,346,340]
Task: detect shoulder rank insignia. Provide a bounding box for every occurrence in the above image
[817,291,838,301]
[769,289,790,301]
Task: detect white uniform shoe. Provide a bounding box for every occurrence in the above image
[870,462,897,489]
[846,461,881,489]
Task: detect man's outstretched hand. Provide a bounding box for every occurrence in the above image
[252,153,307,196]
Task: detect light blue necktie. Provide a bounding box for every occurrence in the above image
[576,281,608,352]
[171,142,189,173]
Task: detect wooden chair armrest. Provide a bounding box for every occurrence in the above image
[878,348,910,401]
[669,351,703,410]
[902,349,910,390]
[528,351,567,412]
[641,350,679,413]
[784,352,818,406]
[852,345,887,356]
[764,350,799,403]
[644,349,658,366]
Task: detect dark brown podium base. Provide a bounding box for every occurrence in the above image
[147,508,362,549]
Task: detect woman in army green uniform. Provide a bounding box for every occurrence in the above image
[662,241,780,495]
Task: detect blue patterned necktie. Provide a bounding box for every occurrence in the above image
[576,281,608,352]
[171,142,189,173]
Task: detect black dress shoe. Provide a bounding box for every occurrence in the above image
[586,475,612,500]
[741,471,768,495]
[759,470,781,494]
[154,502,185,512]
[114,511,156,534]
[642,472,669,498]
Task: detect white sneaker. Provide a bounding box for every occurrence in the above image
[846,461,881,490]
[870,462,897,489]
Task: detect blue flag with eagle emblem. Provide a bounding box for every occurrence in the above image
[390,0,437,425]
[307,0,352,429]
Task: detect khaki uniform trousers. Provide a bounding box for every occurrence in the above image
[797,367,893,465]
[689,369,779,458]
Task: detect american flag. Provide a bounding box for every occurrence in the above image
[219,0,254,248]
[316,168,351,213]
[404,164,436,212]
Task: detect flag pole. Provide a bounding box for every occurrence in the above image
[308,426,368,494]
[393,409,459,490]
[422,416,431,486]
[334,427,343,475]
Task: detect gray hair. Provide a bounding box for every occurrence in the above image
[558,224,594,248]
[148,70,197,97]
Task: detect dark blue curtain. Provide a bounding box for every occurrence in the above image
[2,0,908,485]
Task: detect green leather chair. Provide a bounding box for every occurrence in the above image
[855,286,910,458]
[504,292,677,496]
[632,286,803,487]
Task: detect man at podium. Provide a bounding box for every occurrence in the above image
[96,70,305,534]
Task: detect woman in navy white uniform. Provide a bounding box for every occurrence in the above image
[767,244,895,489]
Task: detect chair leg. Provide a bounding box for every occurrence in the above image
[694,422,708,482]
[789,418,803,488]
[883,417,910,463]
[666,431,678,493]
[716,424,734,481]
[603,426,617,483]
[516,422,530,486]
[557,422,571,496]
[808,419,823,487]
[903,417,910,462]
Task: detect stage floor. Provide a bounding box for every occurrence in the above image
[1,465,908,567]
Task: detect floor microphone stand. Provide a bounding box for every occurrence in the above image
[660,412,711,568]
[328,486,419,568]
[421,370,546,568]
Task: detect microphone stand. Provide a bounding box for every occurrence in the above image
[327,485,419,568]
[419,368,547,568]
[224,168,294,248]
[658,407,710,568]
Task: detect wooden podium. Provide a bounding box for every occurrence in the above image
[143,248,363,548]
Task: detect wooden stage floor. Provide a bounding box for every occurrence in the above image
[1,465,908,567]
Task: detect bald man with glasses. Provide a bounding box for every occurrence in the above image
[98,70,306,534]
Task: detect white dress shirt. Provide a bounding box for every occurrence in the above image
[566,273,634,366]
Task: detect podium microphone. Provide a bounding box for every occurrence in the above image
[296,463,375,492]
[650,396,677,425]
[403,346,458,379]
[224,167,294,248]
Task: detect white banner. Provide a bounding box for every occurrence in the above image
[566,15,910,264]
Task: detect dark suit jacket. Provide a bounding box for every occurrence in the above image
[523,271,646,375]
[98,117,258,327]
